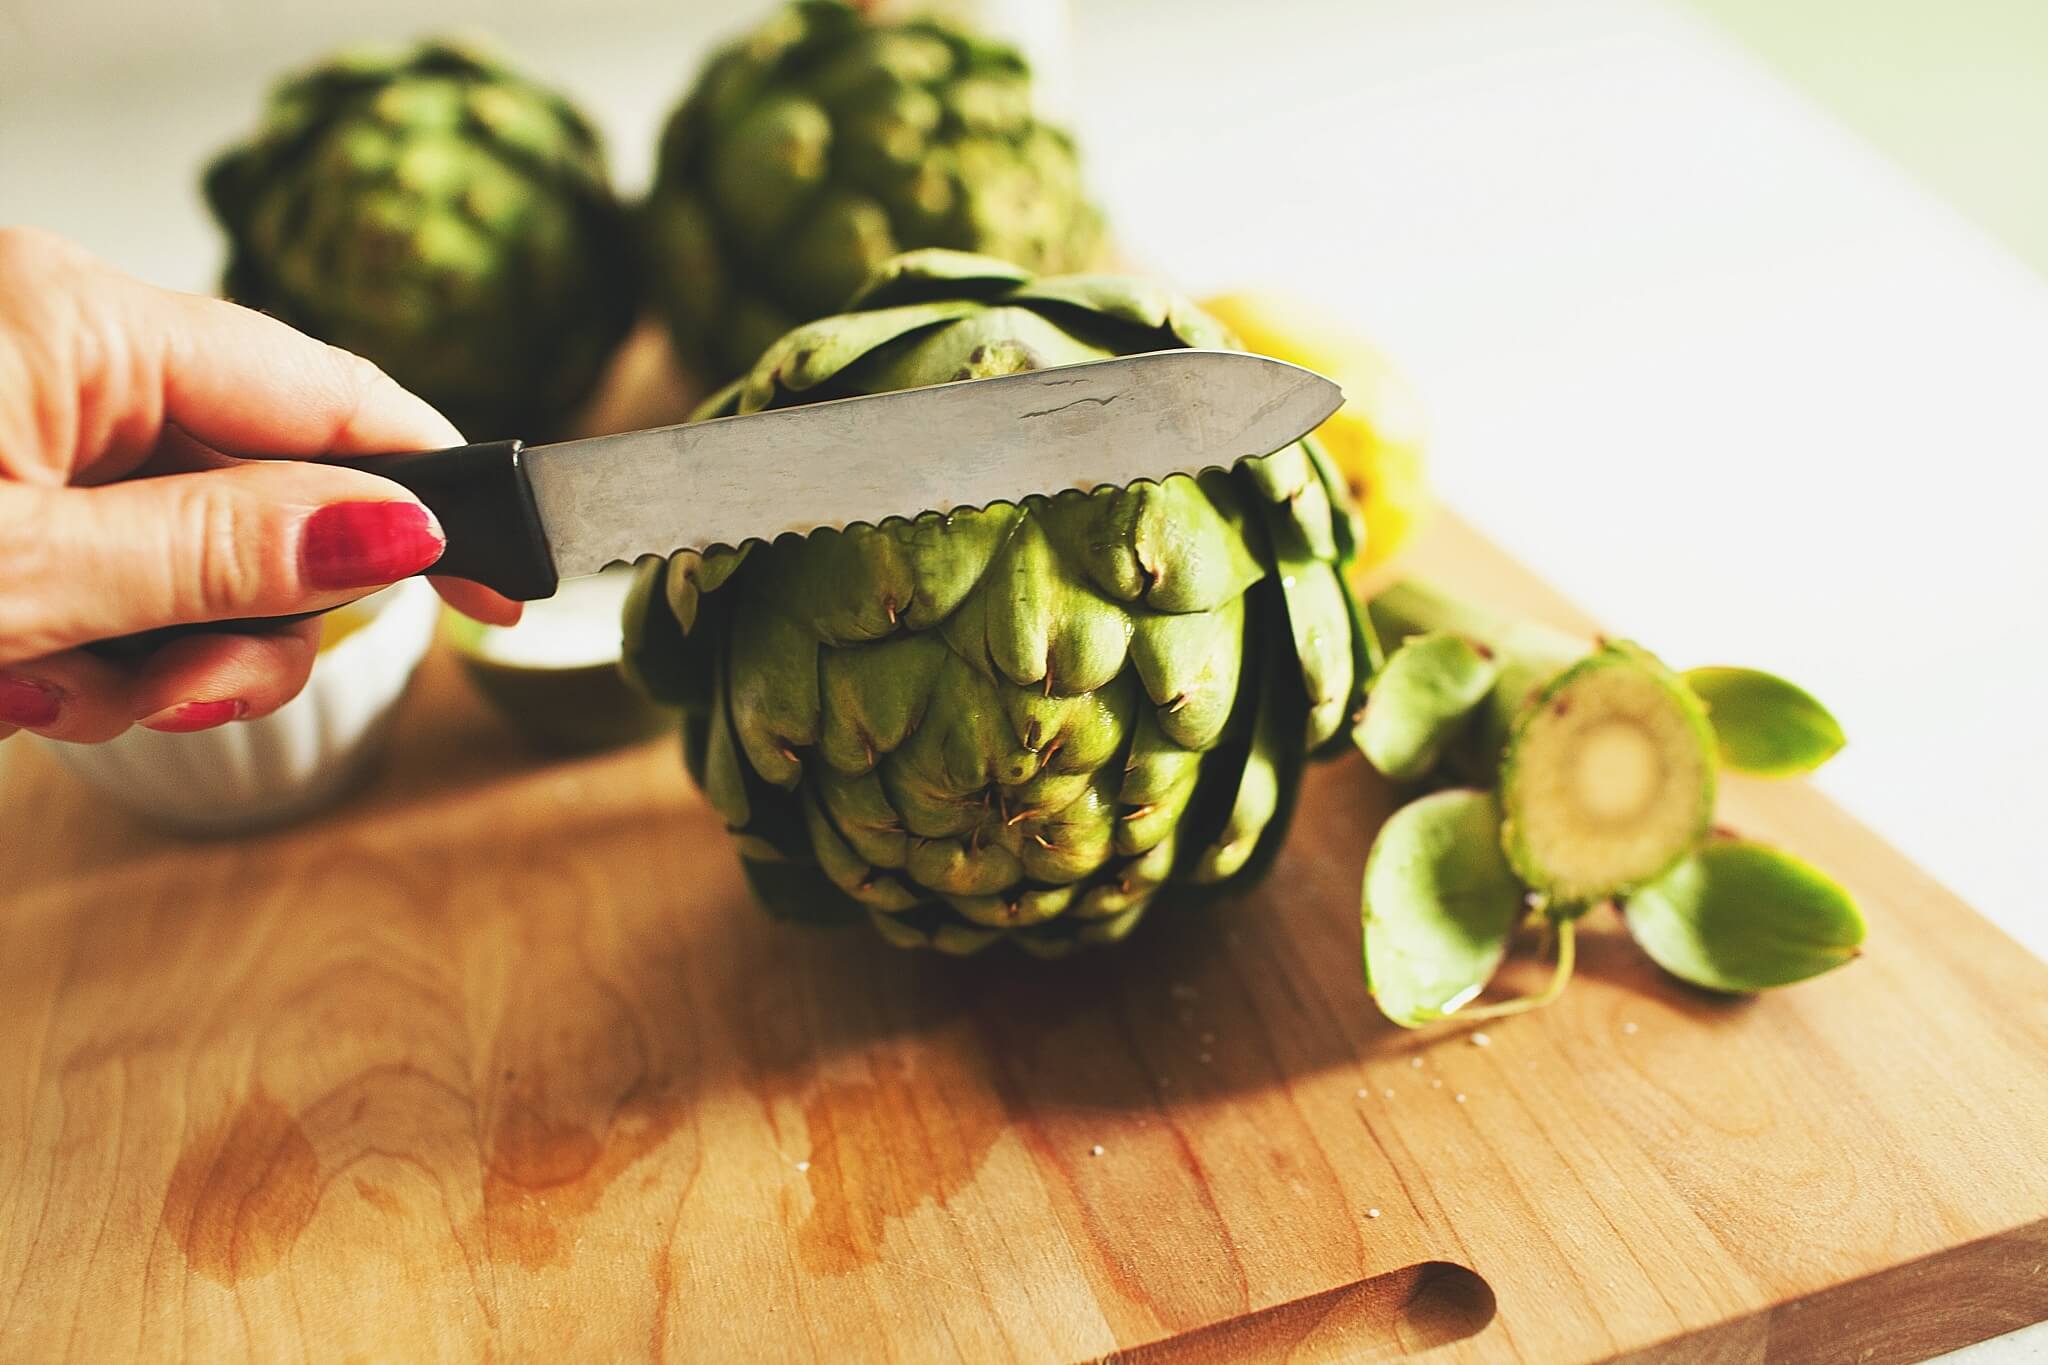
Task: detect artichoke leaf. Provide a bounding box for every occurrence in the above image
[1623,840,1865,993]
[1361,789,1523,1028]
[726,598,822,788]
[817,768,910,869]
[1681,666,1845,777]
[1256,498,1356,750]
[803,789,921,911]
[1017,773,1119,883]
[1357,632,1499,782]
[1128,594,1244,751]
[843,248,1033,309]
[979,508,1133,695]
[817,632,947,774]
[741,298,985,406]
[1190,633,1290,884]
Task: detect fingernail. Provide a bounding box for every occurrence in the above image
[301,501,444,590]
[0,675,62,728]
[141,699,247,733]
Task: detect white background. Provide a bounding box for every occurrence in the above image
[3,1,2044,1357]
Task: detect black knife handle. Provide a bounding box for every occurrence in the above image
[369,439,557,602]
[87,440,558,660]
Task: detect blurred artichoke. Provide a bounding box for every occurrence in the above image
[623,251,1373,957]
[206,39,636,439]
[644,0,1103,385]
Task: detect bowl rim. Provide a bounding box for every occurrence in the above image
[324,577,439,672]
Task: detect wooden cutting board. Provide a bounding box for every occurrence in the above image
[2,513,2044,1364]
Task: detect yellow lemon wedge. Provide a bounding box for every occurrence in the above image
[1201,292,1431,580]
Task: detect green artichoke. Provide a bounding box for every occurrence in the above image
[644,0,1103,385]
[205,39,636,439]
[623,251,1373,958]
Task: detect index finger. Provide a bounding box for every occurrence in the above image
[132,282,467,459]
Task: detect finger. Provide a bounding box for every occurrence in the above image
[0,650,141,743]
[130,620,321,730]
[432,576,523,627]
[143,286,466,458]
[0,464,444,664]
[0,228,460,485]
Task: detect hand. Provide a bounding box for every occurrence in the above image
[0,227,522,744]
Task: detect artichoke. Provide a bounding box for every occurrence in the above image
[205,39,636,439]
[623,251,1374,958]
[644,0,1103,385]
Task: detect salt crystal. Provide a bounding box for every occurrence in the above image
[794,1161,811,1173]
[1410,1057,1423,1069]
[1201,1032,1215,1045]
[1471,1032,1492,1048]
[1454,1093,1467,1104]
[1367,1208,1382,1219]
[1622,1021,1639,1035]
[1355,1088,1369,1099]
[1199,1052,1214,1064]
[1431,1079,1442,1089]
[1090,1144,1105,1157]
[1383,1088,1395,1099]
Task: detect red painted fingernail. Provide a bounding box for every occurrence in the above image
[141,699,247,733]
[0,675,62,728]
[301,501,444,590]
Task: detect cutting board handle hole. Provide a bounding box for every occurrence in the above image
[1108,1259,1495,1361]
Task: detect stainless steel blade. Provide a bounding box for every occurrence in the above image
[523,349,1343,578]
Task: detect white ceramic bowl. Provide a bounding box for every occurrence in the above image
[42,579,438,836]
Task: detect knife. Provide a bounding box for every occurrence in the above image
[101,349,1341,648]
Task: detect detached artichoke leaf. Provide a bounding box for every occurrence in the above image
[1361,789,1524,1028]
[1357,633,1499,782]
[1623,840,1866,993]
[1681,666,1846,777]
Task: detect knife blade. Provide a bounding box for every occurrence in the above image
[519,349,1341,586]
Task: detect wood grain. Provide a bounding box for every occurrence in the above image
[2,514,2044,1364]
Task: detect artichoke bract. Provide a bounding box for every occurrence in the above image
[644,0,1103,385]
[623,251,1373,958]
[206,40,636,439]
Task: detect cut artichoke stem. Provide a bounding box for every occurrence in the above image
[1499,644,1716,904]
[1367,580,1716,904]
[1451,918,1577,1024]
